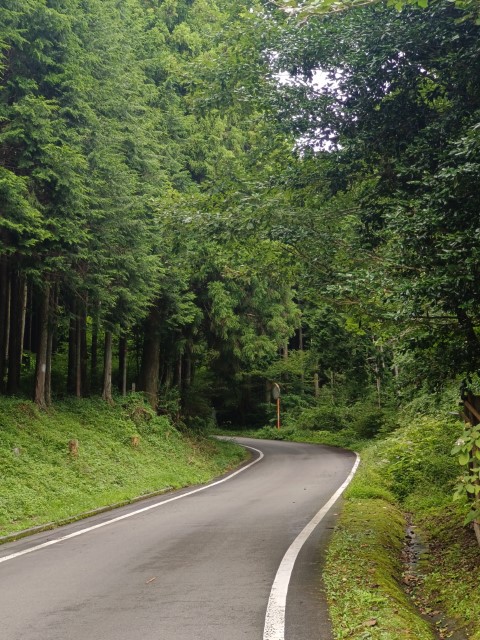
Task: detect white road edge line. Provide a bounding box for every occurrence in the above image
[0,444,264,565]
[263,452,361,640]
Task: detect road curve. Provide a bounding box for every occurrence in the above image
[0,438,356,640]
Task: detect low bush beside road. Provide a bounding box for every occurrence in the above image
[223,390,480,640]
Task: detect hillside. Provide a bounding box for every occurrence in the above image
[0,396,247,538]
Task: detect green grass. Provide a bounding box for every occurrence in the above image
[409,503,480,640]
[324,416,480,640]
[0,396,248,537]
[324,497,434,640]
[222,411,480,639]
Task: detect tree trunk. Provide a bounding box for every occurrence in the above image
[118,333,127,396]
[80,301,88,395]
[7,269,25,395]
[177,354,182,390]
[163,364,173,390]
[19,280,27,371]
[45,324,54,407]
[372,337,382,408]
[45,286,57,407]
[265,380,272,404]
[298,325,304,393]
[75,310,82,398]
[184,353,192,389]
[314,373,320,399]
[67,301,76,394]
[139,305,161,409]
[0,255,9,390]
[4,273,11,367]
[90,312,99,392]
[102,331,113,404]
[135,329,142,381]
[456,307,480,371]
[68,298,88,397]
[34,285,50,409]
[24,285,33,353]
[474,521,480,548]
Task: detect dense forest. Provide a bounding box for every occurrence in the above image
[1,0,479,423]
[0,0,478,412]
[0,0,300,419]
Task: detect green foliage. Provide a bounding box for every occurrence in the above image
[350,404,395,438]
[267,0,480,391]
[256,425,297,440]
[0,396,247,536]
[397,382,461,419]
[278,0,480,23]
[323,407,480,640]
[452,422,480,523]
[291,405,347,431]
[378,416,461,500]
[415,506,480,640]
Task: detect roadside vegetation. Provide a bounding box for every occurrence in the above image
[222,383,480,640]
[324,409,472,640]
[0,395,247,538]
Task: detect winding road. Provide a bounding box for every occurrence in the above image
[0,438,358,640]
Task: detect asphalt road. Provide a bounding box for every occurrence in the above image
[0,438,357,640]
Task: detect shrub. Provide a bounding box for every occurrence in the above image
[293,405,347,432]
[256,426,297,440]
[279,393,314,413]
[183,415,215,434]
[351,407,391,438]
[377,416,461,500]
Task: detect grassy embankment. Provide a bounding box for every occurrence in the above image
[324,412,480,640]
[224,397,480,640]
[0,395,247,538]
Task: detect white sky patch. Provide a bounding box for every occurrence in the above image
[273,67,339,151]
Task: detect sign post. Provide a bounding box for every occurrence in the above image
[272,383,281,429]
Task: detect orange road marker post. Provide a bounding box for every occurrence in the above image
[272,383,281,429]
